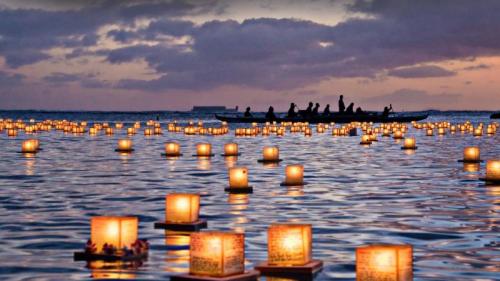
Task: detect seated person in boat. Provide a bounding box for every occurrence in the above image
[266,106,277,120]
[312,103,320,116]
[338,95,345,113]
[382,104,393,117]
[355,107,364,115]
[323,104,331,116]
[345,102,354,114]
[244,107,252,117]
[287,103,298,118]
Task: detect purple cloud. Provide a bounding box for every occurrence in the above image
[387,65,456,78]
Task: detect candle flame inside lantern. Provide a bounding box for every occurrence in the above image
[285,165,304,185]
[117,139,132,151]
[165,142,181,156]
[90,217,138,252]
[463,147,480,162]
[268,224,312,266]
[166,194,200,223]
[189,232,245,277]
[196,143,212,157]
[229,167,249,188]
[263,146,279,161]
[224,143,238,156]
[486,160,500,181]
[356,244,413,281]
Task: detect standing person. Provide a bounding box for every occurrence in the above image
[287,103,297,118]
[244,107,252,117]
[338,95,345,113]
[323,104,331,116]
[265,106,276,120]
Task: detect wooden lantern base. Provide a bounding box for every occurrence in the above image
[479,178,500,185]
[255,260,323,277]
[224,187,253,194]
[280,182,307,187]
[401,146,418,150]
[257,159,282,163]
[359,142,371,145]
[162,153,183,157]
[115,149,134,152]
[17,151,38,154]
[192,154,215,157]
[73,251,147,262]
[154,219,207,231]
[457,159,483,163]
[171,271,259,281]
[221,153,241,157]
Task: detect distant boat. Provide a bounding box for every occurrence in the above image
[491,112,500,119]
[215,112,428,124]
[191,106,238,113]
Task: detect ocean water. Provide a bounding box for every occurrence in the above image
[0,111,498,281]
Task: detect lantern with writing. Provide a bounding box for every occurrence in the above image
[485,160,500,182]
[116,139,133,152]
[462,147,480,163]
[401,137,417,150]
[267,224,312,266]
[189,232,245,277]
[164,142,181,157]
[196,143,212,157]
[90,216,138,253]
[282,165,304,186]
[223,143,239,156]
[356,244,413,281]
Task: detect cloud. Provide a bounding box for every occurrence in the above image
[361,88,462,110]
[43,72,81,83]
[387,65,456,78]
[0,71,26,87]
[463,63,490,71]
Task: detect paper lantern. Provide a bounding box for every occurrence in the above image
[224,143,239,156]
[463,147,480,162]
[196,143,212,157]
[263,146,279,161]
[402,137,416,149]
[127,127,136,135]
[229,167,249,188]
[144,128,153,136]
[393,131,403,139]
[473,128,483,137]
[21,139,38,153]
[284,165,304,185]
[165,142,181,156]
[105,128,114,135]
[486,160,500,181]
[268,224,312,266]
[7,129,17,137]
[356,244,412,281]
[117,139,133,152]
[90,216,138,252]
[189,232,245,277]
[438,127,446,135]
[426,129,433,136]
[166,194,200,224]
[360,135,371,145]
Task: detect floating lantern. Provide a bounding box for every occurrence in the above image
[21,139,38,153]
[282,165,304,186]
[473,128,483,137]
[393,131,403,140]
[127,127,136,135]
[382,129,391,137]
[116,139,133,152]
[188,232,247,278]
[223,143,239,156]
[7,129,17,137]
[356,244,413,281]
[461,147,481,163]
[155,194,207,231]
[438,127,446,135]
[105,127,114,135]
[255,224,322,276]
[144,128,153,136]
[485,160,500,183]
[360,135,372,145]
[401,137,417,150]
[259,146,281,163]
[195,143,213,157]
[426,129,433,136]
[227,167,252,193]
[164,142,182,157]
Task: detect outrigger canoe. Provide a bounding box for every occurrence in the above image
[491,112,500,119]
[215,113,428,124]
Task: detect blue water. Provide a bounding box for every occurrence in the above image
[0,111,498,280]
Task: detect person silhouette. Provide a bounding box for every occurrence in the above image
[312,103,320,116]
[305,102,313,115]
[287,103,297,118]
[244,107,252,117]
[323,104,331,116]
[346,102,354,114]
[338,95,345,113]
[265,106,276,120]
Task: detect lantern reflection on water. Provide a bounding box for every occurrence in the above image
[356,244,413,281]
[189,232,245,277]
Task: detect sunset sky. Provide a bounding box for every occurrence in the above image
[0,0,499,111]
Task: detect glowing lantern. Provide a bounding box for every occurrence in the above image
[229,167,249,188]
[382,129,391,137]
[21,139,38,153]
[166,194,200,223]
[267,224,312,266]
[105,128,114,135]
[463,147,480,162]
[189,232,245,277]
[426,129,433,136]
[117,139,133,152]
[165,142,181,156]
[127,127,136,135]
[196,143,212,157]
[356,244,413,281]
[438,127,446,135]
[223,143,239,156]
[262,146,280,162]
[473,128,483,137]
[401,137,416,150]
[90,216,138,252]
[485,160,500,182]
[360,135,371,145]
[7,129,17,137]
[284,165,304,186]
[393,131,403,139]
[144,128,153,136]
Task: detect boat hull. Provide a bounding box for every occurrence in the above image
[491,112,500,119]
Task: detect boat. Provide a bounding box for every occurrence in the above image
[215,113,428,124]
[491,112,500,119]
